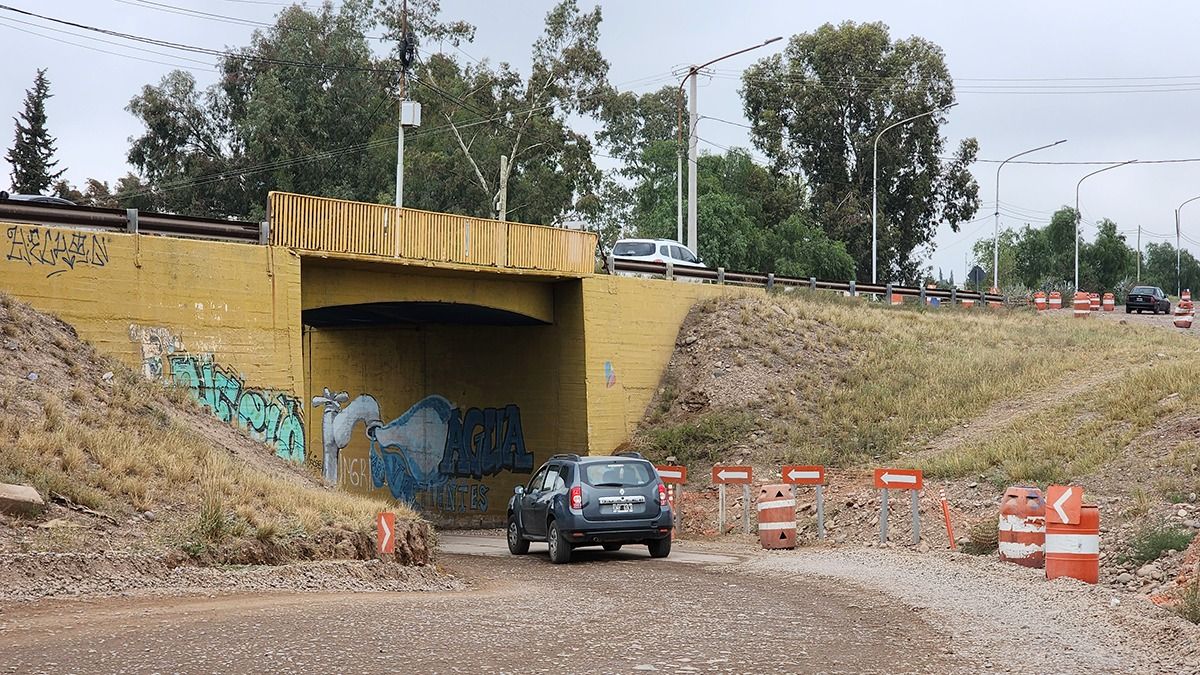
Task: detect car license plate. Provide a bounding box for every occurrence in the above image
[613,503,634,513]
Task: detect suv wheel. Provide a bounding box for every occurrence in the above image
[507,516,529,555]
[602,543,622,552]
[547,520,572,564]
[647,537,671,559]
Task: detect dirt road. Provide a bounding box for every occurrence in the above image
[1,536,960,674]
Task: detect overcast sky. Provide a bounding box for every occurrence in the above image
[3,1,1200,279]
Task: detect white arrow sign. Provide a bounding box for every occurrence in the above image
[1052,487,1074,524]
[718,469,748,481]
[380,516,393,552]
[787,469,821,481]
[880,472,917,485]
[658,469,683,480]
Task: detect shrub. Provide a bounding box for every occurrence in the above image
[1123,522,1195,565]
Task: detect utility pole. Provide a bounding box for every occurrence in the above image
[676,88,683,244]
[395,0,419,209]
[1137,225,1141,282]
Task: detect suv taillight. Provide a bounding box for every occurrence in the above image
[657,482,668,508]
[569,485,583,510]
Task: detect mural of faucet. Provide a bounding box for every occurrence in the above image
[312,387,383,483]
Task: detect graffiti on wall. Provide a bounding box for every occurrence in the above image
[6,225,109,277]
[130,324,305,463]
[315,389,533,513]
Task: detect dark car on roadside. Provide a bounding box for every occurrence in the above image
[1125,285,1171,314]
[506,452,672,563]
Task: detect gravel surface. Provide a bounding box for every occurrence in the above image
[742,547,1200,674]
[1,543,967,674]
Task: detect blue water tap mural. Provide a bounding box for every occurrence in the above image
[315,390,533,513]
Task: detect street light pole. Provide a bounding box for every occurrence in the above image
[1074,159,1137,290]
[676,36,782,255]
[871,102,957,284]
[1175,195,1200,296]
[993,139,1067,289]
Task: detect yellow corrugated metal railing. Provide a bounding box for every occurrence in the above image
[267,192,596,275]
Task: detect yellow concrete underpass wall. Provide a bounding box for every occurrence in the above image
[0,222,306,462]
[581,276,750,455]
[305,282,587,526]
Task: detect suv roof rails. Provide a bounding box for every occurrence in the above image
[550,453,581,462]
[614,451,644,459]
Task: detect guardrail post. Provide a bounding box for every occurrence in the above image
[125,208,138,234]
[766,273,775,292]
[919,285,927,305]
[666,260,674,281]
[809,277,817,291]
[606,251,614,274]
[951,287,958,305]
[258,221,270,245]
[848,280,856,297]
[717,267,725,284]
[885,283,893,305]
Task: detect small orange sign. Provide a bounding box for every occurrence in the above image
[782,465,825,485]
[1046,484,1083,525]
[711,465,753,484]
[377,512,395,555]
[874,468,923,490]
[656,465,687,484]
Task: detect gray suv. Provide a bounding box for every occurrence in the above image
[506,452,673,563]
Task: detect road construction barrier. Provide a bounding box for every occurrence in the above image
[1033,292,1047,311]
[1185,289,1192,303]
[988,287,1003,308]
[1045,504,1099,584]
[1048,291,1062,310]
[891,294,904,305]
[1072,292,1090,318]
[998,487,1046,569]
[962,298,975,308]
[1174,300,1194,329]
[1102,293,1115,311]
[1088,292,1100,312]
[757,484,796,549]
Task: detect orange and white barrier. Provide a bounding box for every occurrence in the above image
[987,287,1002,309]
[1048,291,1062,310]
[962,299,975,308]
[756,484,796,550]
[891,294,904,305]
[1033,292,1047,311]
[1045,505,1099,584]
[1175,300,1194,329]
[1184,289,1192,303]
[1102,293,1115,311]
[1088,292,1100,312]
[1072,292,1090,318]
[998,487,1046,569]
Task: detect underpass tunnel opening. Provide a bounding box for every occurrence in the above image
[301,269,589,528]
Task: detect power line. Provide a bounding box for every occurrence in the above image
[0,17,217,72]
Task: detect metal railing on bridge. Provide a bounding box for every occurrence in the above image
[267,192,597,275]
[608,257,1007,305]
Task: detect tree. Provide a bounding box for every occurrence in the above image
[1080,219,1135,291]
[6,69,66,194]
[741,21,980,282]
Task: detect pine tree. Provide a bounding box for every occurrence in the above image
[6,69,65,194]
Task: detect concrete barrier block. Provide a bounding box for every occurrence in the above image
[0,482,46,516]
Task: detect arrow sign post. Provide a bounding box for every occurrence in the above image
[656,465,687,534]
[377,512,395,555]
[782,465,827,541]
[873,469,923,545]
[1046,484,1083,525]
[712,466,753,535]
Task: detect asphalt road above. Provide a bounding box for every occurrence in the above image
[0,534,965,674]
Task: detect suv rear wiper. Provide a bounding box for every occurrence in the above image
[593,482,626,487]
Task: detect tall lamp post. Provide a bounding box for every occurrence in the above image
[676,36,782,254]
[871,102,956,284]
[1175,195,1200,296]
[993,139,1067,289]
[1075,160,1137,289]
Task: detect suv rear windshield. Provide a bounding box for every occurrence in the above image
[613,242,655,256]
[1131,286,1157,295]
[582,461,654,487]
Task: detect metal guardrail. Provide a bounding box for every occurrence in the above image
[267,192,597,275]
[608,257,1008,305]
[0,200,265,243]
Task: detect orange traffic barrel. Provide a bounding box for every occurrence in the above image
[987,286,1002,308]
[998,487,1046,569]
[1072,292,1090,318]
[962,298,975,308]
[1048,291,1062,310]
[1184,289,1192,303]
[1102,293,1115,311]
[756,484,796,549]
[1088,292,1100,312]
[1175,299,1194,329]
[1045,504,1099,584]
[891,294,904,305]
[1033,292,1047,311]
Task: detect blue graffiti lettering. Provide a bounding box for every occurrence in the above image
[438,404,531,479]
